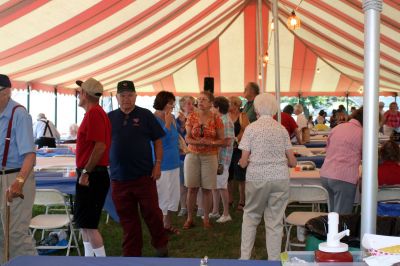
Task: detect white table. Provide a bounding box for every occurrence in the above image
[35,156,76,171]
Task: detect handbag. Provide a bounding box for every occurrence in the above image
[217,163,224,175]
[171,118,189,155]
[178,134,189,155]
[302,127,310,143]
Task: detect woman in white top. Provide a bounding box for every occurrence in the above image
[238,93,297,260]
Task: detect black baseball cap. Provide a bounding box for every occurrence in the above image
[117,80,135,93]
[0,74,12,91]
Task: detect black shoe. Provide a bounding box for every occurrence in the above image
[155,246,168,257]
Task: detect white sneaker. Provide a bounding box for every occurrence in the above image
[177,208,187,217]
[196,208,204,217]
[208,212,221,219]
[216,215,232,223]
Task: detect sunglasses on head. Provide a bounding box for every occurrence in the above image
[200,124,204,138]
[123,114,129,126]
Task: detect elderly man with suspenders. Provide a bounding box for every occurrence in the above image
[0,74,37,262]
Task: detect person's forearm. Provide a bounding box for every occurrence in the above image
[84,142,106,171]
[153,139,163,163]
[17,152,36,180]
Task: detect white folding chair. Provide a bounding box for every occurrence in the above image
[284,184,331,251]
[377,187,400,202]
[30,189,81,256]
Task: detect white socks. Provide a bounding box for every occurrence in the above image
[93,246,106,257]
[84,242,106,257]
[83,242,94,257]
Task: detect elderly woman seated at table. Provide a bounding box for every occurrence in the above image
[238,93,296,260]
[378,140,400,186]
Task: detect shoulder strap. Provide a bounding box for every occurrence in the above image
[2,105,25,168]
[239,112,243,127]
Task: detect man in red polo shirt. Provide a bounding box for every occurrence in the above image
[74,78,111,257]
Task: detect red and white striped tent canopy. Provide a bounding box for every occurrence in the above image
[0,0,398,97]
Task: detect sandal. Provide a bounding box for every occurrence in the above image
[203,220,212,229]
[183,219,194,230]
[165,226,180,235]
[237,203,245,211]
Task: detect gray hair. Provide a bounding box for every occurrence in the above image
[254,93,278,116]
[179,95,195,112]
[294,103,304,113]
[37,113,46,120]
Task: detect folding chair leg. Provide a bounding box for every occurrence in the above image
[285,225,293,251]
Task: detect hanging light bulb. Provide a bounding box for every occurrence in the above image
[258,73,262,80]
[359,87,363,94]
[263,52,269,64]
[316,68,320,74]
[287,11,301,30]
[270,20,274,31]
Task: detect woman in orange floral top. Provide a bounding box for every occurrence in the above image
[183,91,225,229]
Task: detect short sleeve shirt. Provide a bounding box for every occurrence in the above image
[76,105,111,168]
[243,101,257,123]
[239,116,292,182]
[296,113,308,129]
[0,99,35,168]
[219,114,235,166]
[108,107,165,180]
[384,111,400,128]
[274,112,298,138]
[186,111,223,155]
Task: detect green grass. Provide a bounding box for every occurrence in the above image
[33,204,277,259]
[32,189,319,259]
[100,206,269,259]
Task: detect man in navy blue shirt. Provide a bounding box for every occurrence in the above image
[108,80,168,257]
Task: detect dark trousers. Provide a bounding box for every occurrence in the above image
[112,176,168,256]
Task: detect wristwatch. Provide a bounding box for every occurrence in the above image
[82,169,90,175]
[16,176,25,184]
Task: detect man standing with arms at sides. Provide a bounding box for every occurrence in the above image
[75,78,111,257]
[243,82,260,123]
[108,81,168,257]
[0,74,36,263]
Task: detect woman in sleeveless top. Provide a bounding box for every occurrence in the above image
[228,96,249,211]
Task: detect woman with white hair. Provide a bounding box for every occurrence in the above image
[294,104,307,129]
[238,93,297,260]
[294,103,308,143]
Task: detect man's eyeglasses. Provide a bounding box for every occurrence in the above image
[123,114,129,126]
[200,124,204,137]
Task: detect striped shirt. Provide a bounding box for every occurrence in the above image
[218,114,235,166]
[320,119,362,184]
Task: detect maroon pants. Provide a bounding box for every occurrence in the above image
[112,176,168,256]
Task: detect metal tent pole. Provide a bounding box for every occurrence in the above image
[75,91,78,124]
[272,0,281,122]
[361,0,382,239]
[26,84,30,113]
[54,87,58,127]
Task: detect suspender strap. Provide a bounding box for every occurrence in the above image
[2,105,25,168]
[42,120,54,137]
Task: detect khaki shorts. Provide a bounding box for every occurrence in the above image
[184,153,218,189]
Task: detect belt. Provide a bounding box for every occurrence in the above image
[77,166,108,173]
[1,168,21,175]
